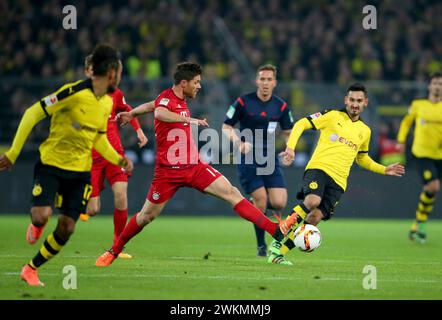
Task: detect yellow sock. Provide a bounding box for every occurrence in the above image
[281,220,300,253]
[279,203,310,255]
[415,191,435,223]
[29,232,66,269]
[293,204,308,222]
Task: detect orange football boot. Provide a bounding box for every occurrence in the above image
[79,213,90,222]
[274,212,298,236]
[20,264,44,286]
[95,250,117,267]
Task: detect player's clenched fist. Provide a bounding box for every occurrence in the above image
[118,156,134,175]
[116,111,133,126]
[0,154,13,171]
[280,147,295,167]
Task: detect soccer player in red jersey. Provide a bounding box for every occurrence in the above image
[95,62,286,266]
[81,55,149,259]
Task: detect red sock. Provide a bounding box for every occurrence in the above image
[112,214,143,254]
[233,199,278,236]
[113,208,128,244]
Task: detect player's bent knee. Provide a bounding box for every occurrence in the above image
[305,212,322,225]
[114,191,127,203]
[30,212,49,226]
[86,206,99,216]
[86,198,100,216]
[304,198,321,211]
[30,207,51,226]
[30,216,48,227]
[425,180,440,194]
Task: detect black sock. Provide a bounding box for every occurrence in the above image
[254,224,266,247]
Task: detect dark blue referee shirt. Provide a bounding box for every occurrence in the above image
[224,92,294,158]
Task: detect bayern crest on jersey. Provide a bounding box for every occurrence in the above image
[152,192,160,201]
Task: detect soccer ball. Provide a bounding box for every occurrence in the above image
[293,224,321,252]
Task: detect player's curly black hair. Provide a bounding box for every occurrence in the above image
[429,72,442,81]
[91,43,121,76]
[347,83,368,97]
[173,62,202,85]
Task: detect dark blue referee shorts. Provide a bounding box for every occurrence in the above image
[237,161,286,195]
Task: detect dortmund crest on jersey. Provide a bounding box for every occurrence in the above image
[423,170,432,180]
[309,181,318,190]
[32,184,43,196]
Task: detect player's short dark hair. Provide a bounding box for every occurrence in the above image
[84,54,93,70]
[347,83,368,97]
[257,64,277,78]
[429,72,442,82]
[91,43,121,76]
[173,62,202,85]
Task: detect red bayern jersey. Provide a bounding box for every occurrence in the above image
[92,88,141,160]
[154,88,199,167]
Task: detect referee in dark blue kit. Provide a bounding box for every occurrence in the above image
[223,64,294,265]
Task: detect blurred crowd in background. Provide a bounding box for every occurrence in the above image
[2,0,440,81]
[0,0,440,166]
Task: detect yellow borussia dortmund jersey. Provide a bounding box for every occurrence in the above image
[5,79,119,172]
[397,99,442,159]
[305,109,372,191]
[39,80,112,171]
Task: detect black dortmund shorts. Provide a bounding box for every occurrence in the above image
[297,169,344,220]
[32,160,92,221]
[415,157,442,185]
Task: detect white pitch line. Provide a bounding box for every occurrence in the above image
[1,254,442,267]
[2,272,440,284]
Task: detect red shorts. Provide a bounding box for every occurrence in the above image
[90,156,130,197]
[147,162,223,204]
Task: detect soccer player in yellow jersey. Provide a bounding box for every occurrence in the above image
[0,44,133,286]
[397,73,442,243]
[267,83,405,264]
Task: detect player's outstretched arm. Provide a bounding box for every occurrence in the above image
[356,152,386,174]
[280,118,312,166]
[155,107,209,126]
[385,162,405,177]
[118,100,155,126]
[356,153,404,177]
[3,102,48,167]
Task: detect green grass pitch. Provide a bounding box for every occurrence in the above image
[0,215,441,300]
